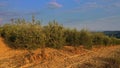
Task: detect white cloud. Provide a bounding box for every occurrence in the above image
[48,1,62,9]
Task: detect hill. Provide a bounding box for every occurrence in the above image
[0,37,120,68]
[103,31,120,39]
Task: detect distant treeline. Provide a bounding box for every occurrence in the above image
[103,31,120,39]
[0,18,120,50]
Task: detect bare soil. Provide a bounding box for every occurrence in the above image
[0,38,120,68]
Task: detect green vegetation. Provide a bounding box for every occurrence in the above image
[43,21,65,49]
[0,17,120,50]
[79,29,93,49]
[92,33,112,46]
[0,19,44,50]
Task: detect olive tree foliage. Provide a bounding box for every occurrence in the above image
[65,28,80,46]
[1,18,45,50]
[65,29,93,49]
[0,17,120,50]
[111,37,120,45]
[78,29,93,49]
[43,21,65,49]
[92,32,115,46]
[92,33,105,45]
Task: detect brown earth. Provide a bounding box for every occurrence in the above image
[0,37,120,68]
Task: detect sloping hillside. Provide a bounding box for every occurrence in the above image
[0,37,120,68]
[32,45,120,68]
[104,31,120,38]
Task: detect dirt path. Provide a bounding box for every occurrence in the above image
[0,38,9,54]
[0,38,26,68]
[0,38,11,59]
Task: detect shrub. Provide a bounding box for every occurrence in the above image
[92,33,105,45]
[103,36,112,46]
[79,29,93,49]
[65,28,80,46]
[111,37,120,45]
[1,19,45,50]
[43,21,65,49]
[1,17,120,50]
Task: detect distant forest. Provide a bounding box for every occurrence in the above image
[103,31,120,39]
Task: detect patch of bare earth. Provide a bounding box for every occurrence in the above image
[0,37,120,68]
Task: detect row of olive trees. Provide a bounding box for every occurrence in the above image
[1,21,44,50]
[64,29,92,48]
[65,29,120,49]
[0,18,120,50]
[0,19,65,50]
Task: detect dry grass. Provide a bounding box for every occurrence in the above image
[0,37,120,68]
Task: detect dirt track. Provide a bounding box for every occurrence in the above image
[0,38,120,68]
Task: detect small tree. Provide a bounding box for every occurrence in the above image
[103,36,112,46]
[79,29,93,49]
[65,28,80,46]
[92,33,105,46]
[1,18,45,50]
[43,21,65,49]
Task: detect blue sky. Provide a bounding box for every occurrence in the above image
[0,0,120,31]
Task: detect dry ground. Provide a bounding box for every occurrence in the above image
[0,38,120,68]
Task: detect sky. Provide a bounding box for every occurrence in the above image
[0,0,120,31]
